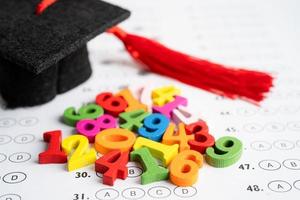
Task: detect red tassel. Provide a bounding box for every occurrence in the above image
[107,26,273,103]
[35,0,57,15]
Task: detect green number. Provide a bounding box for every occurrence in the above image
[130,147,169,184]
[63,104,104,126]
[119,109,149,132]
[205,136,242,168]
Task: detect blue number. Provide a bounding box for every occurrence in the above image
[138,113,169,141]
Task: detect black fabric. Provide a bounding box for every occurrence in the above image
[0,0,130,107]
[0,45,92,107]
[0,0,130,74]
[0,57,58,107]
[57,45,91,94]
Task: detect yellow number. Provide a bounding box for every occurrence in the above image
[62,135,96,171]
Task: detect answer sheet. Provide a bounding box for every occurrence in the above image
[1,0,300,199]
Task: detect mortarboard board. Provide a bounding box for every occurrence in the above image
[0,0,130,107]
[0,0,274,108]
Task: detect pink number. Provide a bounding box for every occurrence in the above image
[76,114,117,142]
[152,96,187,119]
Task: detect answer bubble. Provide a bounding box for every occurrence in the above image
[294,180,300,190]
[122,187,145,199]
[9,152,31,163]
[19,117,38,126]
[174,186,197,198]
[287,121,300,131]
[0,118,16,128]
[148,186,171,198]
[280,106,300,114]
[127,166,143,178]
[268,180,292,193]
[282,159,300,170]
[259,107,277,116]
[243,123,263,133]
[0,194,21,200]
[297,140,300,148]
[14,134,35,144]
[0,135,12,145]
[273,140,294,150]
[251,141,272,151]
[236,107,257,116]
[258,160,281,171]
[2,172,27,184]
[96,172,103,178]
[265,122,285,132]
[95,188,119,200]
[0,153,7,163]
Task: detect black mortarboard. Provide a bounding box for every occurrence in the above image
[0,0,130,107]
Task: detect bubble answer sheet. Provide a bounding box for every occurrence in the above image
[1,0,300,199]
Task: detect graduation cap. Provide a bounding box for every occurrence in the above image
[0,0,273,108]
[0,0,130,107]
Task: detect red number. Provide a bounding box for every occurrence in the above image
[95,150,129,186]
[186,121,215,154]
[96,92,127,116]
[39,130,67,164]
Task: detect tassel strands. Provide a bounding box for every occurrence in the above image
[107,27,273,103]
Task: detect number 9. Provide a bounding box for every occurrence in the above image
[138,113,169,141]
[205,136,242,168]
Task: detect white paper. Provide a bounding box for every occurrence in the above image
[1,0,300,199]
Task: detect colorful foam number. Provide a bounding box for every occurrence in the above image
[152,96,187,119]
[130,147,169,184]
[119,109,149,132]
[186,121,215,154]
[63,104,104,126]
[140,85,156,109]
[117,88,148,112]
[95,150,129,186]
[62,135,97,171]
[205,136,243,168]
[96,92,128,116]
[172,105,200,125]
[138,113,169,141]
[38,130,67,164]
[133,137,178,166]
[94,128,136,155]
[76,114,117,143]
[169,150,203,186]
[152,85,181,106]
[162,123,194,152]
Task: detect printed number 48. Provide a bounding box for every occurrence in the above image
[247,185,262,192]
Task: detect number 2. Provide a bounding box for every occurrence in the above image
[62,135,96,171]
